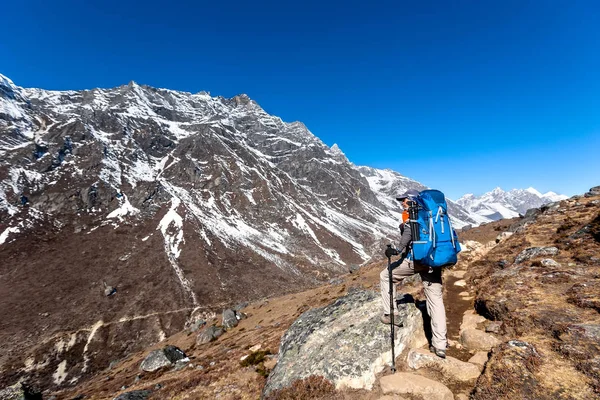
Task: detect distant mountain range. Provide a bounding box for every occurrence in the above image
[457,187,568,222]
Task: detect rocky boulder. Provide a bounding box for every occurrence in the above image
[140,345,187,372]
[407,348,481,382]
[514,246,559,264]
[114,390,152,400]
[262,289,427,397]
[196,326,225,345]
[222,309,239,330]
[460,329,501,351]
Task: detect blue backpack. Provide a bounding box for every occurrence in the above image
[408,189,461,267]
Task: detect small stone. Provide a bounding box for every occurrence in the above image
[495,232,513,243]
[458,291,469,296]
[541,259,561,268]
[264,357,277,370]
[454,280,467,287]
[249,344,262,352]
[104,286,117,297]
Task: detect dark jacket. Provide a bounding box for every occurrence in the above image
[397,222,412,257]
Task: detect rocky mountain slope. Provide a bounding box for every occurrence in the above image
[457,187,568,221]
[0,74,483,391]
[10,186,596,400]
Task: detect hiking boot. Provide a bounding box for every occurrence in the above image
[380,314,403,327]
[429,345,446,359]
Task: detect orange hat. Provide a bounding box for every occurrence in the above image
[402,210,409,224]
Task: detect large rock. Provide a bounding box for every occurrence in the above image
[407,348,481,381]
[140,345,187,372]
[514,247,559,264]
[380,373,453,400]
[460,329,501,351]
[222,309,239,330]
[262,290,427,397]
[114,390,152,400]
[196,326,225,345]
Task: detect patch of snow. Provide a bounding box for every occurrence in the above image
[0,226,20,245]
[53,360,68,385]
[106,193,139,221]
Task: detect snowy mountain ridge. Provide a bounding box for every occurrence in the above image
[457,186,568,221]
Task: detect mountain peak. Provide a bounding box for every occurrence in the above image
[525,187,543,197]
[233,93,252,106]
[0,73,16,88]
[329,143,349,163]
[330,143,343,155]
[459,186,568,222]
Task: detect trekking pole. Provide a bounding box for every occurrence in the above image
[387,253,396,373]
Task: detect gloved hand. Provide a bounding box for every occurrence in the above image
[385,245,399,258]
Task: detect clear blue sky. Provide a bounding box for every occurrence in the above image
[2,0,599,199]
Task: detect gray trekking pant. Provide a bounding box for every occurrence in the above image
[380,258,447,350]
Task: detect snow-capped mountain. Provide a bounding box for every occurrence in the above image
[0,74,482,389]
[457,187,568,221]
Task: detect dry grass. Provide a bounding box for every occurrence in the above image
[264,376,343,400]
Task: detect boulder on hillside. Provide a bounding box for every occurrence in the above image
[140,345,187,372]
[262,289,427,397]
[196,326,225,345]
[222,309,239,330]
[514,247,559,264]
[114,390,152,400]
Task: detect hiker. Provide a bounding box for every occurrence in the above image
[380,189,448,358]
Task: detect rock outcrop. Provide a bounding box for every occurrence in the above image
[262,289,427,397]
